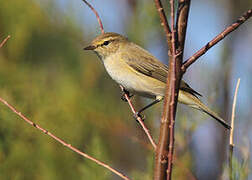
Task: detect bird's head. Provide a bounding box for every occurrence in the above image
[84,32,128,59]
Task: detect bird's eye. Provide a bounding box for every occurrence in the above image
[103,41,110,46]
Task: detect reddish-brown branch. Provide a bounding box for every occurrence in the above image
[182,9,252,73]
[0,35,10,48]
[119,86,157,150]
[166,1,176,179]
[0,97,130,180]
[82,0,105,34]
[154,0,184,179]
[176,0,191,53]
[154,0,172,50]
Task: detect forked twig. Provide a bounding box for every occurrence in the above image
[154,0,183,179]
[0,35,10,48]
[0,98,130,180]
[182,9,252,72]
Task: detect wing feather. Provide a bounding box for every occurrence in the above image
[121,43,201,97]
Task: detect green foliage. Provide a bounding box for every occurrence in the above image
[0,0,153,179]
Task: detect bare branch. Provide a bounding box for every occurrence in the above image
[154,0,184,179]
[154,0,172,50]
[0,97,130,180]
[166,0,176,179]
[182,9,252,73]
[82,0,105,34]
[176,0,191,53]
[119,86,157,150]
[0,35,10,48]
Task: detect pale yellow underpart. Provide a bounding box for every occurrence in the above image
[104,51,225,123]
[104,52,198,107]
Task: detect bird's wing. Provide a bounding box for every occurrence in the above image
[121,43,202,97]
[180,81,202,97]
[121,43,169,83]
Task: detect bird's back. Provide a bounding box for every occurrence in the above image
[120,42,201,98]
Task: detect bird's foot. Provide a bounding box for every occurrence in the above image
[121,89,133,102]
[133,112,145,122]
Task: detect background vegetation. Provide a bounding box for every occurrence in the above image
[0,0,251,179]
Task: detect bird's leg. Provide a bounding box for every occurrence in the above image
[121,89,134,102]
[134,97,162,120]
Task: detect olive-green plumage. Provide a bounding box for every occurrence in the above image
[84,32,230,129]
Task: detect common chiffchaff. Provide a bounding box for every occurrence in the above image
[84,32,230,129]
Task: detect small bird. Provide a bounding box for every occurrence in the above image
[84,32,230,129]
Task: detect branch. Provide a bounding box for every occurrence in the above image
[166,0,176,179]
[154,0,184,179]
[81,0,105,34]
[154,0,172,50]
[0,35,10,48]
[229,78,240,180]
[0,97,130,180]
[182,9,252,73]
[119,86,157,150]
[176,0,191,53]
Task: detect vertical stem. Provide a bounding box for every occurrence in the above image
[166,0,176,179]
[229,78,240,180]
[154,0,190,179]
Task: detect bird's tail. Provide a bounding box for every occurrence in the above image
[181,91,231,129]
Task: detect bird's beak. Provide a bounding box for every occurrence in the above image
[83,45,96,50]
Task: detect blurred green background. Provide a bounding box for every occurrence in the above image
[0,0,251,179]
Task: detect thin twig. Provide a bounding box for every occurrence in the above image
[181,9,252,73]
[119,86,157,150]
[154,0,172,49]
[229,78,240,180]
[0,35,10,48]
[81,0,105,34]
[0,97,130,180]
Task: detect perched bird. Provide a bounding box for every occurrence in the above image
[84,32,230,129]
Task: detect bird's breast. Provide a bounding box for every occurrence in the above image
[103,54,165,99]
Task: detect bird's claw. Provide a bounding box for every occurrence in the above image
[121,95,128,102]
[133,112,145,122]
[121,90,133,102]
